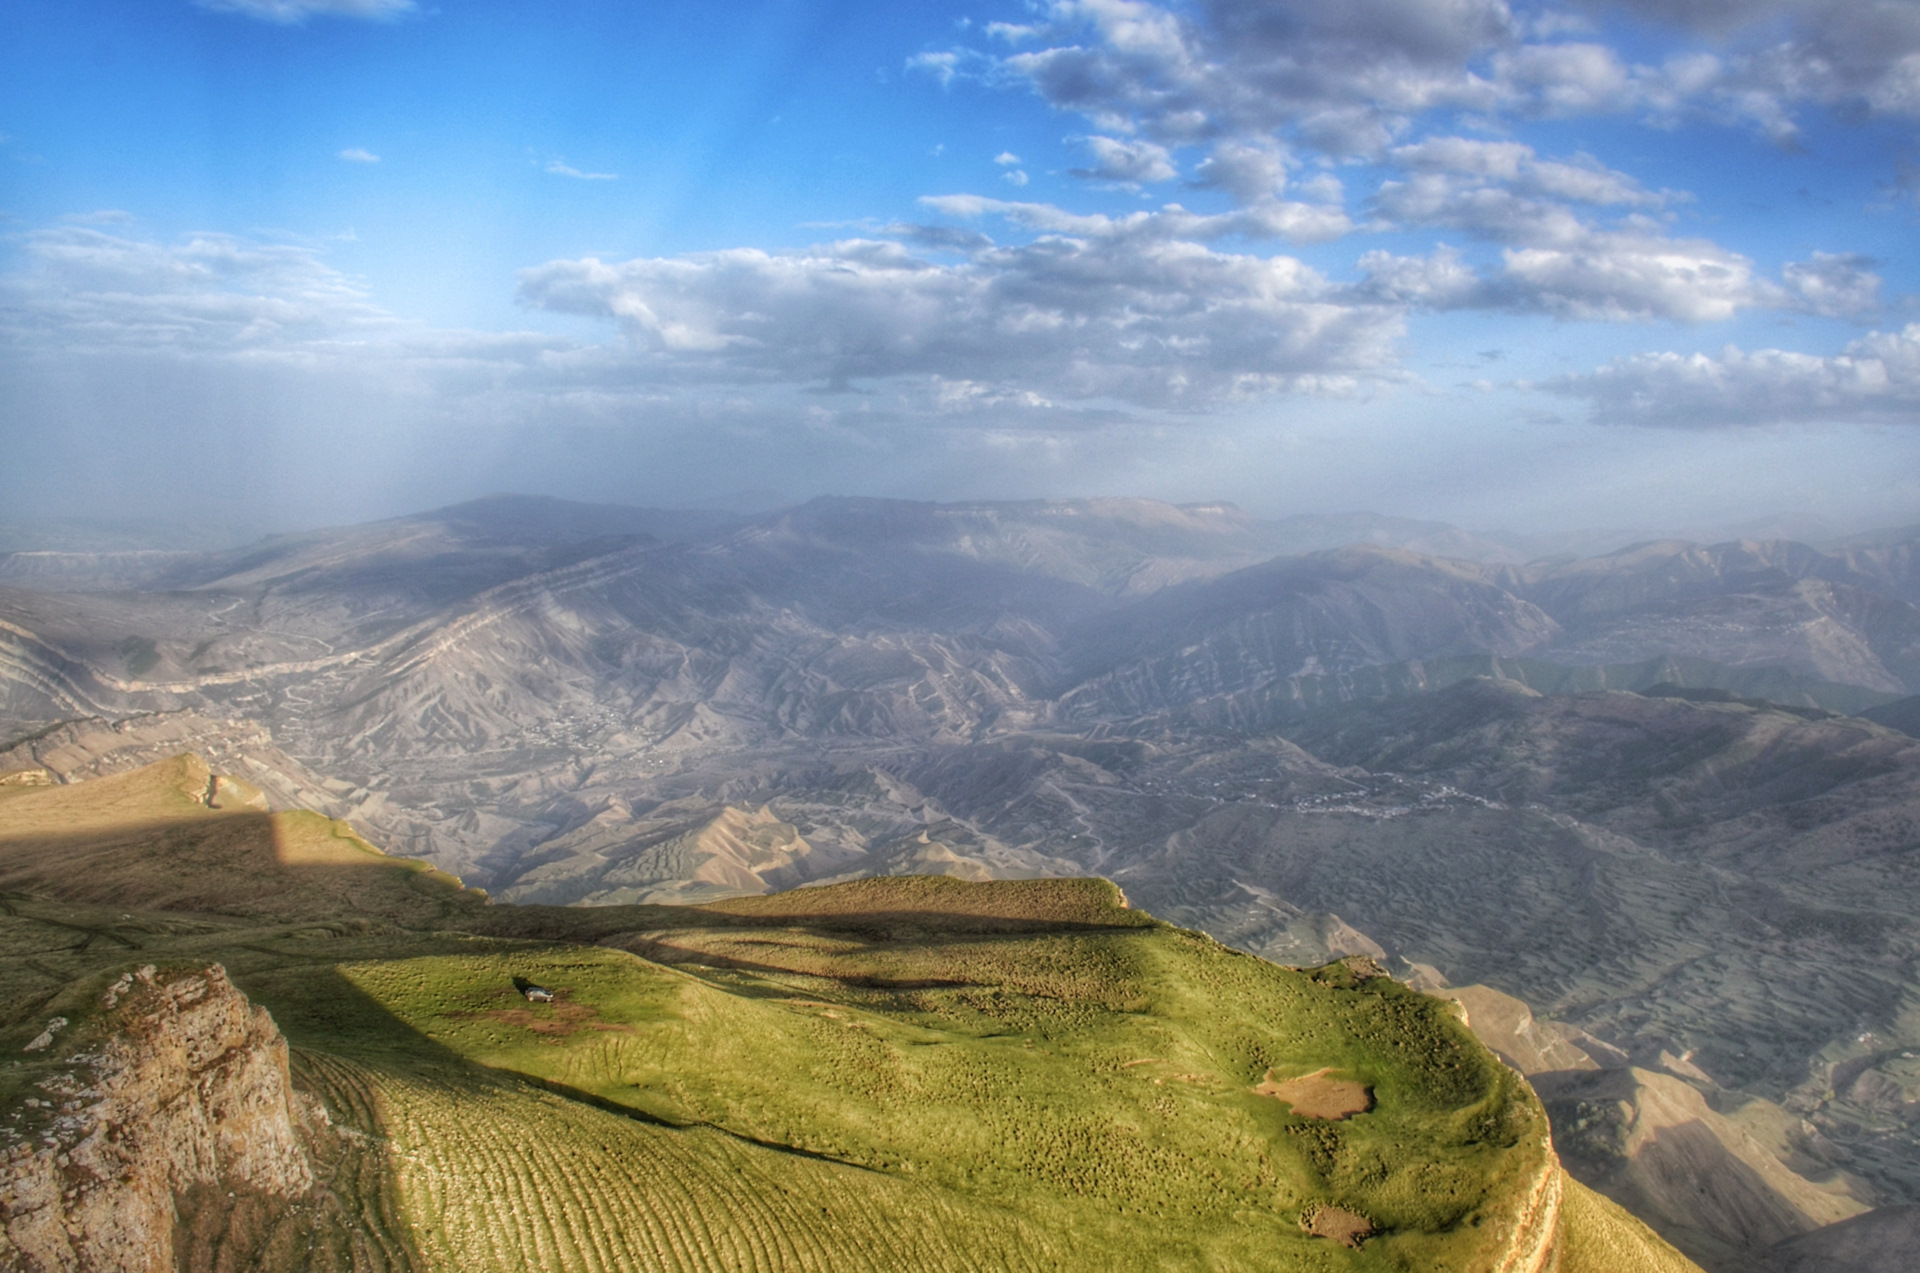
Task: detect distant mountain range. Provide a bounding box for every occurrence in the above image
[5,492,1920,1270]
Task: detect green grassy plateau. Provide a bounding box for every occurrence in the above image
[1,755,1693,1271]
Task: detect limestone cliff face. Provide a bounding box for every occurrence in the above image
[0,965,318,1273]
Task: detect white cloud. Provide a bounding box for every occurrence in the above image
[1190,138,1291,202]
[546,160,617,181]
[1003,169,1031,186]
[1070,135,1179,184]
[922,192,1350,244]
[515,229,1404,408]
[956,0,1920,175]
[0,226,397,352]
[1353,138,1777,323]
[1543,324,1920,426]
[1498,229,1767,321]
[1359,223,1774,323]
[1604,0,1920,132]
[906,50,968,86]
[194,0,413,22]
[994,151,1022,165]
[1493,41,1635,114]
[1387,137,1660,206]
[992,0,1511,156]
[1355,244,1486,309]
[1782,250,1881,319]
[337,147,381,164]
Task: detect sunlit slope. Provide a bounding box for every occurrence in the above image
[297,1052,1064,1273]
[0,754,1697,1271]
[0,752,482,924]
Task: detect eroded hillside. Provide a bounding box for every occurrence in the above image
[4,497,1920,1268]
[0,755,1694,1271]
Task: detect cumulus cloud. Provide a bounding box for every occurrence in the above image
[1782,250,1881,319]
[963,0,1920,167]
[996,0,1508,155]
[1543,323,1920,425]
[3,220,1396,415]
[1359,224,1771,322]
[1388,137,1661,205]
[1070,135,1179,184]
[921,192,1350,244]
[1603,0,1920,130]
[515,228,1403,407]
[1497,228,1768,321]
[1190,138,1292,202]
[1493,41,1635,114]
[194,0,414,22]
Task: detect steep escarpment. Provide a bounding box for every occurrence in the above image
[0,965,320,1273]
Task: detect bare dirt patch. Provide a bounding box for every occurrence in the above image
[472,993,633,1037]
[1301,1203,1374,1248]
[1254,1067,1372,1120]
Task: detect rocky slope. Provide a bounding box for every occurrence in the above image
[0,965,319,1273]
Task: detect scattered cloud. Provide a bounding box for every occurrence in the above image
[0,225,397,353]
[906,50,971,87]
[546,160,617,181]
[337,147,381,164]
[193,0,414,23]
[1359,225,1773,323]
[1387,138,1662,207]
[1003,169,1031,186]
[1543,324,1920,426]
[1782,251,1881,320]
[922,192,1351,244]
[994,151,1022,165]
[945,0,1920,171]
[516,231,1404,408]
[1191,139,1291,203]
[1069,135,1179,185]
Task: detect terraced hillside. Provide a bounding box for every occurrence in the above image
[0,755,1694,1271]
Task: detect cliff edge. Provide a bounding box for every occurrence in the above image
[1,965,319,1273]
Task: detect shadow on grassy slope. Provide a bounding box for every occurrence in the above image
[0,754,1704,1271]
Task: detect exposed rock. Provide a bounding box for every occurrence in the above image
[0,965,319,1273]
[1444,982,1600,1078]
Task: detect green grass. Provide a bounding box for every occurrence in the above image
[0,756,1692,1272]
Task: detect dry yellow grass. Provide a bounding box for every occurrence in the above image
[0,754,481,924]
[1558,1176,1705,1273]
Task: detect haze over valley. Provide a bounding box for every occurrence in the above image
[9,0,1920,1267]
[3,492,1920,1269]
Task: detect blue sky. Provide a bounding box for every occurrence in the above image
[3,0,1919,536]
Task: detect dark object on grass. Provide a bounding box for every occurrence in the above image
[512,977,555,1002]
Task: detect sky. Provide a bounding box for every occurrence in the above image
[2,0,1919,537]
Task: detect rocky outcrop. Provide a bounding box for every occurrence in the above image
[0,965,319,1272]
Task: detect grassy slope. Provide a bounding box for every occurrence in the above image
[0,756,1694,1271]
